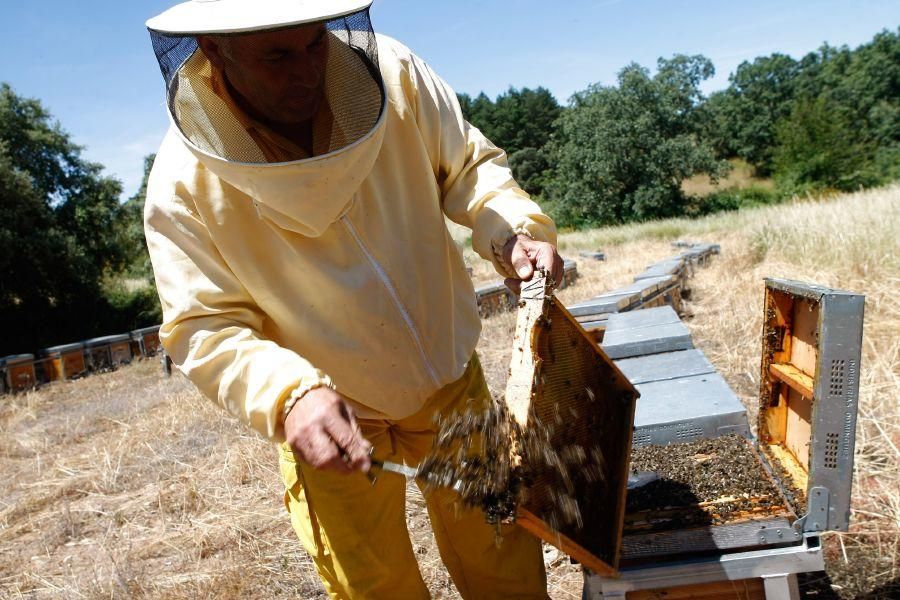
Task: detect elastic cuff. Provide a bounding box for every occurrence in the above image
[282,378,336,421]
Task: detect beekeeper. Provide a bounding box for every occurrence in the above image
[144,1,561,597]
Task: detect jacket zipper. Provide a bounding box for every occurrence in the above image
[341,216,441,387]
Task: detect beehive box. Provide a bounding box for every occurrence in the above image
[611,278,865,564]
[38,342,86,381]
[84,334,133,371]
[131,325,162,356]
[505,273,639,577]
[108,334,133,366]
[620,434,795,561]
[758,278,864,533]
[602,307,750,447]
[2,354,36,392]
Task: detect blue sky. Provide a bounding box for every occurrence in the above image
[1,0,897,198]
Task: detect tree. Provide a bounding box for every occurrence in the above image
[546,55,727,227]
[458,87,562,195]
[0,83,125,276]
[0,83,159,354]
[0,143,103,354]
[774,95,869,192]
[0,83,83,203]
[709,54,801,174]
[116,154,156,279]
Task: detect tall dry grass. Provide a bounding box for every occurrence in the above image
[681,157,774,197]
[1,184,896,598]
[679,186,899,598]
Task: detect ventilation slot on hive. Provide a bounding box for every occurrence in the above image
[824,433,839,469]
[829,359,845,397]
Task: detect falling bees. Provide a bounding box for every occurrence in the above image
[417,394,607,534]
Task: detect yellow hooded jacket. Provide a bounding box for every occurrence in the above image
[144,35,557,441]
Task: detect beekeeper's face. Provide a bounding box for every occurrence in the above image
[197,24,329,125]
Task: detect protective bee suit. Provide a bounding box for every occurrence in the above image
[145,1,552,597]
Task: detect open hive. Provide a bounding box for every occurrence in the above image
[616,278,865,564]
[757,278,864,533]
[620,434,796,562]
[504,272,639,577]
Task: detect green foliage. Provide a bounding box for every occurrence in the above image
[116,154,156,279]
[102,279,162,331]
[0,84,159,355]
[701,28,899,191]
[773,96,870,193]
[686,186,781,217]
[0,83,83,202]
[545,55,728,227]
[457,87,561,195]
[701,54,800,174]
[0,143,104,354]
[1,83,126,277]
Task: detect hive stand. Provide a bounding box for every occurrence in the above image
[584,536,822,599]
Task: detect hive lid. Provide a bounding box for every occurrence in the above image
[83,334,132,346]
[131,324,162,335]
[40,342,85,355]
[505,272,639,577]
[758,278,865,534]
[1,354,35,365]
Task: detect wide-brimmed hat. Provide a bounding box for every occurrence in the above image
[146,0,374,35]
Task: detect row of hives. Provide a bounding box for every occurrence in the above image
[0,326,162,394]
[1,259,580,394]
[565,241,720,331]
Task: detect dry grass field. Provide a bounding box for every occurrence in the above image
[1,185,897,598]
[680,157,774,197]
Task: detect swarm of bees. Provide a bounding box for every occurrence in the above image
[418,396,605,531]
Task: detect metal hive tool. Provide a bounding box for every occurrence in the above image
[505,271,639,577]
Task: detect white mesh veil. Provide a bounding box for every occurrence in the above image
[148,7,384,163]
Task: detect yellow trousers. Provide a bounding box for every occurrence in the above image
[278,354,548,599]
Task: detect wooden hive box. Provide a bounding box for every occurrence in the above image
[131,325,162,356]
[620,433,796,561]
[107,334,133,367]
[758,278,864,534]
[613,278,865,565]
[505,273,639,577]
[2,354,36,392]
[38,342,86,381]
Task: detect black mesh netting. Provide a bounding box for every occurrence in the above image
[148,8,383,162]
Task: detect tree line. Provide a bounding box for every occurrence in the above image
[0,83,159,355]
[459,28,898,227]
[1,28,896,354]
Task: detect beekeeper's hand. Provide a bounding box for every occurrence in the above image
[502,234,564,294]
[284,387,372,474]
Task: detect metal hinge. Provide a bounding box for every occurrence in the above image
[758,486,830,544]
[757,524,802,545]
[793,486,830,536]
